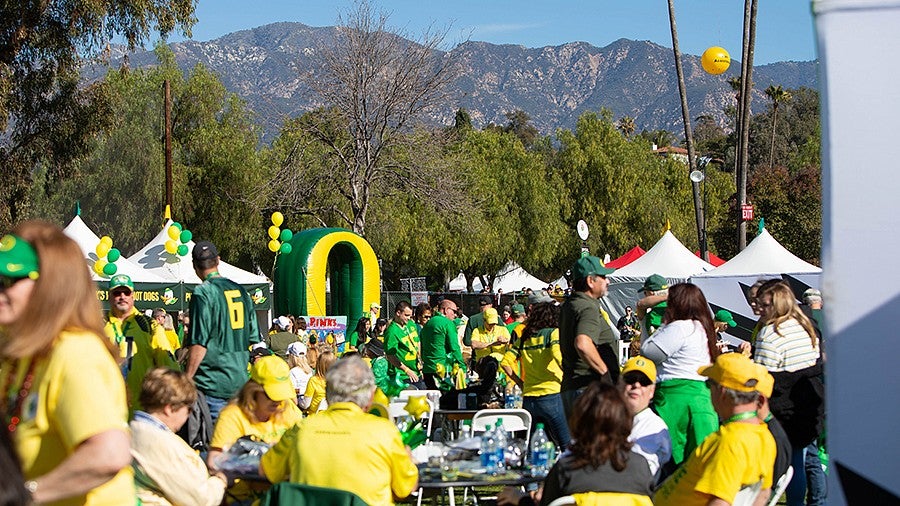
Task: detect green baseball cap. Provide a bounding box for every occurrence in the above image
[511,303,525,315]
[640,274,668,293]
[109,274,134,292]
[0,234,39,279]
[571,255,615,280]
[715,309,737,328]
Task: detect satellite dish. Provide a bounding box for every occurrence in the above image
[576,220,590,240]
[689,170,705,183]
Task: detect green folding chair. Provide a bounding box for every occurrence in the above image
[259,482,369,506]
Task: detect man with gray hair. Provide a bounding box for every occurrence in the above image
[260,356,419,505]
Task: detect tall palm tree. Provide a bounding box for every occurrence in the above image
[765,84,792,168]
[736,0,758,250]
[666,0,707,260]
[617,116,636,138]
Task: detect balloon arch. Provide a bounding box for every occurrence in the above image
[273,228,380,327]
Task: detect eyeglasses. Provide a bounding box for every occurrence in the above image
[0,276,28,290]
[110,289,132,297]
[622,372,653,387]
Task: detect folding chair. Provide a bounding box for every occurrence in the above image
[259,482,367,506]
[471,408,532,445]
[388,397,435,437]
[765,465,794,506]
[731,480,764,506]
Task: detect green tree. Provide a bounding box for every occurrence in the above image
[617,116,636,138]
[0,0,195,229]
[504,110,540,148]
[31,46,266,270]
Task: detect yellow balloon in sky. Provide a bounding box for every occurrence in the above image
[271,211,284,227]
[701,46,731,75]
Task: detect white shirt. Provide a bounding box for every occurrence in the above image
[290,367,312,395]
[644,319,711,382]
[629,408,672,478]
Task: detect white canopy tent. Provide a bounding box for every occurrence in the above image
[128,219,269,285]
[63,215,171,284]
[689,229,821,343]
[603,231,715,322]
[448,262,549,293]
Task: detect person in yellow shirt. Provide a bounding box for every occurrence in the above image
[104,274,179,412]
[501,301,570,448]
[654,353,777,506]
[153,308,181,351]
[207,355,303,504]
[260,356,418,505]
[0,223,134,505]
[471,307,511,363]
[301,349,336,414]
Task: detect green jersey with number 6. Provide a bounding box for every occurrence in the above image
[187,276,261,398]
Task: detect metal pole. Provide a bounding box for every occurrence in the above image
[164,80,173,211]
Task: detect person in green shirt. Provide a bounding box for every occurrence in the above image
[347,317,370,350]
[558,255,617,417]
[506,303,526,335]
[421,299,466,390]
[383,301,424,389]
[636,273,669,338]
[184,240,260,424]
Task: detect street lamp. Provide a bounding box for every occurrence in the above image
[689,156,712,262]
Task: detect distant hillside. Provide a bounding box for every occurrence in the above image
[90,22,817,140]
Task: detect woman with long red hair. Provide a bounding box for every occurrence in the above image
[640,282,720,467]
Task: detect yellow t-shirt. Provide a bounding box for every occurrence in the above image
[261,402,418,506]
[1,330,135,506]
[471,325,511,363]
[501,328,563,396]
[164,329,180,352]
[210,401,303,449]
[104,308,179,412]
[654,421,776,506]
[304,376,327,414]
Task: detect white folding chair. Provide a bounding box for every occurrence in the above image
[766,466,794,506]
[546,496,576,506]
[731,480,764,506]
[471,408,532,445]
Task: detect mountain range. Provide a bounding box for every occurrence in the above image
[96,22,817,140]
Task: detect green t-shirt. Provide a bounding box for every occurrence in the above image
[420,314,465,374]
[187,275,260,399]
[558,291,618,390]
[506,321,524,336]
[645,301,668,335]
[383,320,420,371]
[464,312,483,347]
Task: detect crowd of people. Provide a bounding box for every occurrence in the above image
[0,221,826,506]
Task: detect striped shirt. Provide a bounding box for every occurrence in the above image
[754,318,819,372]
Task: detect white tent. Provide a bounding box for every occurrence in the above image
[693,229,821,278]
[690,229,821,342]
[448,262,549,292]
[128,220,269,285]
[602,231,714,328]
[63,215,171,283]
[610,231,715,278]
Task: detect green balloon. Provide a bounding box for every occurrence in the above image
[279,228,293,242]
[179,230,192,243]
[177,244,189,256]
[172,221,182,231]
[106,248,120,263]
[102,262,117,276]
[279,242,293,255]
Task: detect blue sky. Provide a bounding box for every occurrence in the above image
[166,1,816,65]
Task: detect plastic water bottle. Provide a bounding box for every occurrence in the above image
[480,425,499,473]
[494,420,508,472]
[530,423,550,476]
[512,384,523,409]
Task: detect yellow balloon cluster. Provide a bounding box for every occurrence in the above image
[701,46,731,75]
[93,236,120,277]
[164,222,192,257]
[266,212,293,255]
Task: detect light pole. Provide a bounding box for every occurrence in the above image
[689,157,711,261]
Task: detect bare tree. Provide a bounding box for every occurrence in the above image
[273,0,463,236]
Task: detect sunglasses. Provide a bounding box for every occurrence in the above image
[0,276,28,289]
[622,371,653,387]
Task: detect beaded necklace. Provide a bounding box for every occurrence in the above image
[1,358,37,432]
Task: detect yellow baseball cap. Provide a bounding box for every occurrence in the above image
[622,356,657,383]
[698,353,768,393]
[484,307,499,324]
[250,356,295,402]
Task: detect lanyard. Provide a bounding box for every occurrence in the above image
[724,410,758,425]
